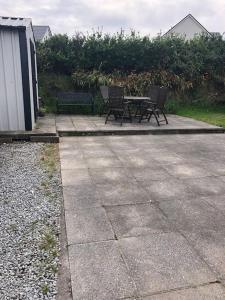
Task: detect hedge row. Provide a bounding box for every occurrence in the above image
[36,31,225,103]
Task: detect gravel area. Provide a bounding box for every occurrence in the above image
[0,142,62,300]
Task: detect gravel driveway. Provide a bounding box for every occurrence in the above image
[0,143,62,300]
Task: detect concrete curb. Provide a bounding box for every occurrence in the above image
[58,127,225,137]
[0,134,59,143]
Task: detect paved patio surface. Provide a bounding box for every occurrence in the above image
[59,134,225,299]
[1,114,223,143]
[56,114,224,135]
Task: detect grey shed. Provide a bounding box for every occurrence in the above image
[0,16,38,131]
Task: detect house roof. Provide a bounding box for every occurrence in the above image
[33,25,51,41]
[0,16,32,30]
[164,14,212,37]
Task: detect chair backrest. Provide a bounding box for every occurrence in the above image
[157,87,169,109]
[100,86,109,103]
[108,86,124,109]
[146,85,160,103]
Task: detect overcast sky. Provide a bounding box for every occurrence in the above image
[1,0,224,37]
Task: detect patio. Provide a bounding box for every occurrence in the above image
[56,114,224,135]
[0,114,224,144]
[59,133,225,299]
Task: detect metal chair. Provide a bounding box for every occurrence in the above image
[147,87,169,125]
[105,86,132,126]
[134,86,159,118]
[138,86,169,126]
[146,85,160,104]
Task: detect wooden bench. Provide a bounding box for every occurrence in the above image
[57,92,94,113]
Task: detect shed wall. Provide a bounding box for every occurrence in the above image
[0,29,25,130]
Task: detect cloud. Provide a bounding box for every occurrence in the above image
[1,0,224,36]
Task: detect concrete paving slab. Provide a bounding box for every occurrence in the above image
[162,163,212,179]
[59,149,84,160]
[202,195,225,213]
[105,203,173,238]
[86,157,122,168]
[89,167,135,185]
[65,207,114,245]
[63,185,102,210]
[158,197,225,234]
[69,241,136,300]
[153,152,184,165]
[183,176,225,197]
[130,166,170,182]
[119,233,216,296]
[119,154,158,168]
[182,231,225,276]
[198,161,225,176]
[144,178,193,201]
[60,158,87,170]
[82,148,116,158]
[96,182,152,206]
[143,283,225,299]
[61,169,91,186]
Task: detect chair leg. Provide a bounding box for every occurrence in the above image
[120,111,125,126]
[139,110,146,123]
[153,111,160,126]
[147,112,153,122]
[105,110,111,124]
[128,107,132,123]
[134,107,138,118]
[99,103,105,117]
[162,110,168,124]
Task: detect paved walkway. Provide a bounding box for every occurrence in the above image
[59,134,225,299]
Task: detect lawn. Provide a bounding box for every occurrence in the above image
[175,105,225,128]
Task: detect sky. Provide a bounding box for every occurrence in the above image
[1,0,224,37]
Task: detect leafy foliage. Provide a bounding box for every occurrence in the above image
[72,70,193,95]
[36,31,225,110]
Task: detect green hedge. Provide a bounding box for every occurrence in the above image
[36,31,225,112]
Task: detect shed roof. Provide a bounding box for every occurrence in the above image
[33,25,51,41]
[0,16,32,29]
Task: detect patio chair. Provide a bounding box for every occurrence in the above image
[145,85,161,104]
[99,86,109,116]
[139,86,169,126]
[147,87,169,125]
[105,86,132,126]
[137,85,160,124]
[134,85,160,119]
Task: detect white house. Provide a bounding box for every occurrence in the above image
[33,25,52,42]
[164,14,212,40]
[0,16,38,131]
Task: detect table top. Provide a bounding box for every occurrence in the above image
[124,96,150,101]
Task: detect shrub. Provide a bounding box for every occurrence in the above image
[36,31,225,112]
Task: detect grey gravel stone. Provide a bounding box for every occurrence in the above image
[0,142,62,299]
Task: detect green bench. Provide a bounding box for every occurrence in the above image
[57,92,94,113]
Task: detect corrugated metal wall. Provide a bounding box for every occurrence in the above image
[0,29,25,131]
